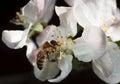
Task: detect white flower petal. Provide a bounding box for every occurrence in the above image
[48,55,73,82]
[2,24,32,49]
[73,0,98,27]
[26,40,37,65]
[15,23,32,49]
[36,25,68,47]
[92,52,113,78]
[39,0,56,23]
[36,25,56,46]
[96,0,117,24]
[93,50,120,84]
[2,30,24,49]
[73,0,117,27]
[72,27,106,62]
[22,0,38,23]
[55,6,72,16]
[34,62,60,81]
[55,6,77,37]
[72,38,95,62]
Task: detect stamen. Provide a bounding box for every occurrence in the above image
[65,34,71,38]
[71,40,75,45]
[110,16,116,23]
[102,24,109,33]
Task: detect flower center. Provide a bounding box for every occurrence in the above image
[47,27,75,60]
[36,27,75,70]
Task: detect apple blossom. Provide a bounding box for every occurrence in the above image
[66,0,120,83]
[29,6,107,82]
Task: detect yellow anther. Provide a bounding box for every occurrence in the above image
[71,40,75,45]
[65,34,71,38]
[110,16,116,23]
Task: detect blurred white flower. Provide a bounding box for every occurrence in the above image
[64,0,120,42]
[92,42,120,84]
[67,0,120,83]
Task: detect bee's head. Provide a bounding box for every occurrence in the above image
[49,40,59,46]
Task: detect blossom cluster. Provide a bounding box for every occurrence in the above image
[2,0,120,83]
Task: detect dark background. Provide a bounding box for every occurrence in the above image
[0,0,120,84]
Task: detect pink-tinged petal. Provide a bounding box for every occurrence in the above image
[34,62,60,81]
[22,0,56,23]
[2,30,24,49]
[48,55,73,82]
[55,6,77,37]
[37,0,45,17]
[72,27,106,62]
[93,42,120,84]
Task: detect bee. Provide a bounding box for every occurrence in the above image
[36,40,59,70]
[36,50,46,70]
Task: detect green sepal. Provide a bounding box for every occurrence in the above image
[41,22,47,28]
[65,49,73,55]
[32,23,43,32]
[115,40,120,48]
[55,52,61,58]
[28,23,43,38]
[66,38,74,49]
[72,58,84,70]
[66,38,72,47]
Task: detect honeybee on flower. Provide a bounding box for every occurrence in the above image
[2,0,120,83]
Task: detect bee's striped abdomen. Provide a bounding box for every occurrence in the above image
[36,50,46,70]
